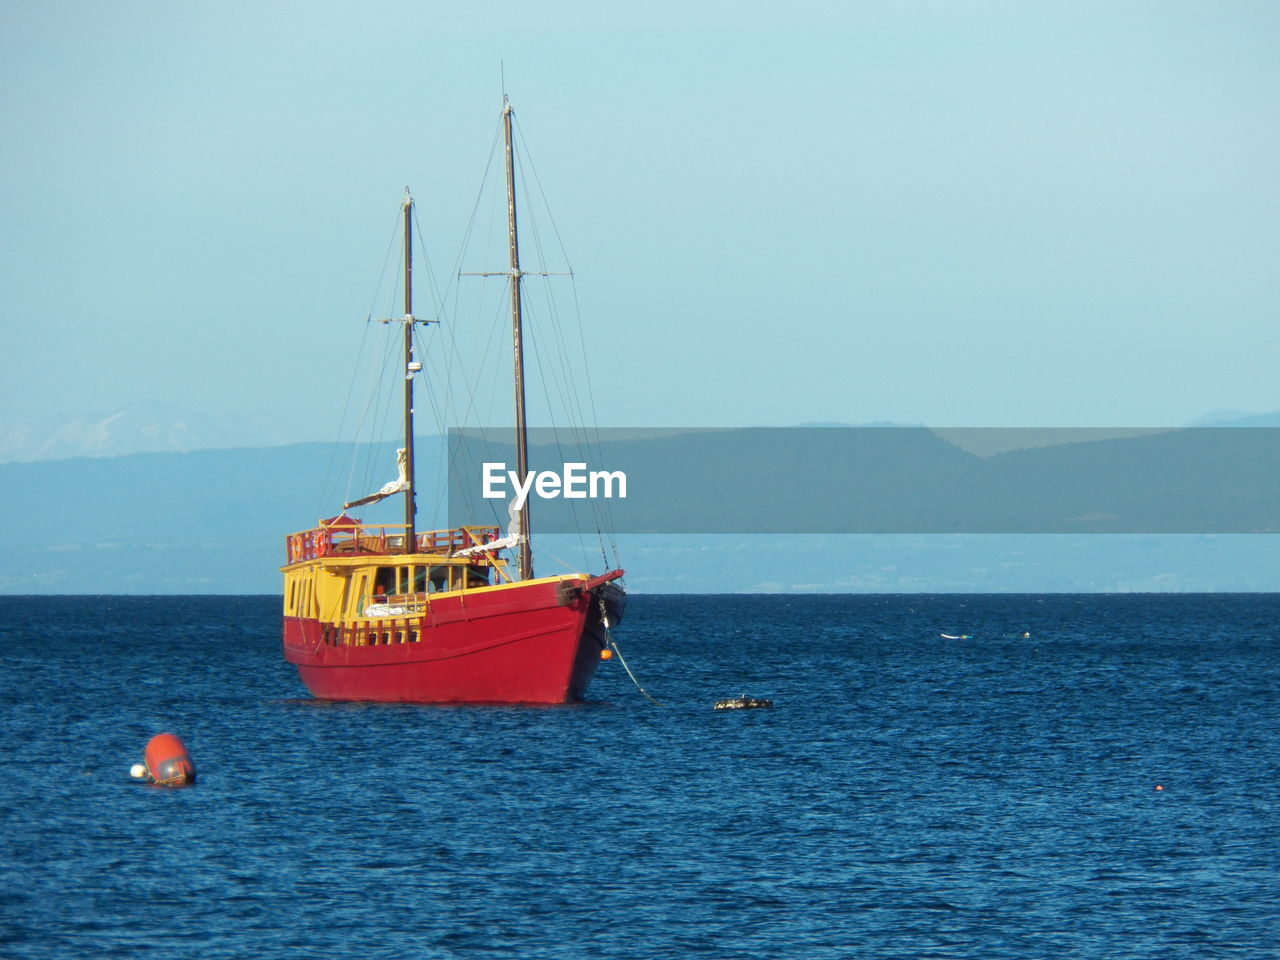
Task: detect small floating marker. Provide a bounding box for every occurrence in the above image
[129,763,148,780]
[940,634,972,640]
[600,648,614,661]
[1023,632,1031,639]
[143,733,196,787]
[1155,784,1164,792]
[714,695,773,711]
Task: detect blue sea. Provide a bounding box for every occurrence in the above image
[1,593,1277,958]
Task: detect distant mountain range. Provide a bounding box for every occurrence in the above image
[0,401,304,463]
[453,426,1279,534]
[2,403,1278,463]
[0,440,443,594]
[1190,409,1280,428]
[1,428,1276,594]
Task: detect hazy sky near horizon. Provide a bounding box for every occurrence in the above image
[3,1,1278,444]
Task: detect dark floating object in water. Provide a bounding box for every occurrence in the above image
[714,695,773,711]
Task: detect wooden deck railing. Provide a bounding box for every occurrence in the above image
[285,523,501,564]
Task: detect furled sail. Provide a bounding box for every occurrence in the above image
[344,448,410,509]
[454,497,524,557]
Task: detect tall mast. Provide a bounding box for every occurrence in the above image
[503,97,533,580]
[402,188,418,550]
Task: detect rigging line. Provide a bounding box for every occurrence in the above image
[412,323,479,533]
[315,307,373,513]
[537,280,600,507]
[564,272,619,567]
[315,200,404,519]
[512,142,554,277]
[518,251,582,440]
[526,299,592,486]
[343,204,414,509]
[509,124,599,465]
[446,121,510,447]
[446,116,504,293]
[524,295,576,441]
[514,117,619,568]
[352,324,402,505]
[436,278,501,445]
[369,202,407,320]
[545,309,618,569]
[525,308,591,563]
[449,282,526,531]
[403,203,457,528]
[531,334,610,573]
[357,255,407,501]
[508,177,591,466]
[513,145,589,440]
[512,116,576,270]
[439,285,516,534]
[428,112,504,441]
[536,543,586,574]
[428,273,486,445]
[411,202,450,326]
[509,126,610,481]
[450,115,522,343]
[512,105,609,532]
[410,327,449,527]
[527,279,616,559]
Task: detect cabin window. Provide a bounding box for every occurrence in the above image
[428,565,448,593]
[413,566,428,593]
[374,567,396,597]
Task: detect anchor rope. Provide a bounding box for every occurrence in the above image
[599,598,661,707]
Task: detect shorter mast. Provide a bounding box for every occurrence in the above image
[344,191,434,522]
[503,97,534,581]
[402,188,418,550]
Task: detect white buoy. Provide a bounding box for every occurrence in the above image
[130,763,148,779]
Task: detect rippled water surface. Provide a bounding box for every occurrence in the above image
[1,594,1277,958]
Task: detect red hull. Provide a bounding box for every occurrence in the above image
[283,577,622,704]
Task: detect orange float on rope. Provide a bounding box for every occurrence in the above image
[144,733,196,787]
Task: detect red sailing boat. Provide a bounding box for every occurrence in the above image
[281,98,625,703]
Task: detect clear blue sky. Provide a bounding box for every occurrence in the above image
[3,1,1278,442]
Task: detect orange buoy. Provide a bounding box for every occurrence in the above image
[144,733,196,787]
[600,648,613,661]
